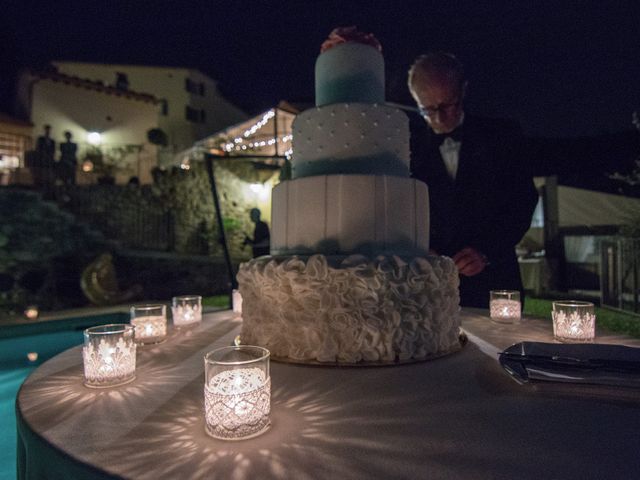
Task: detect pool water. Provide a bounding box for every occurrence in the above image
[1,330,85,480]
[0,310,129,480]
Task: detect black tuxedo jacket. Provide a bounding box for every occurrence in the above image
[410,113,538,308]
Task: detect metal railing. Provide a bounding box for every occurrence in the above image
[601,237,640,313]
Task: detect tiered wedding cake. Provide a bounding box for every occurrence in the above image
[237,27,461,364]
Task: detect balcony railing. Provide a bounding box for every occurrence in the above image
[601,237,640,313]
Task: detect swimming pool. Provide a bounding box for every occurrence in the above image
[0,311,128,480]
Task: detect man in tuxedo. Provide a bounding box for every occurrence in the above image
[408,52,538,308]
[243,208,271,258]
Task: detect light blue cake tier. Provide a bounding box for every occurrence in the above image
[293,154,409,178]
[291,103,410,179]
[315,43,385,106]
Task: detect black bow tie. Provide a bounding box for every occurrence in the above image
[431,127,463,146]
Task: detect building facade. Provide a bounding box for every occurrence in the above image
[0,113,33,185]
[16,70,161,184]
[50,62,248,158]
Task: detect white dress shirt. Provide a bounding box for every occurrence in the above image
[439,137,461,180]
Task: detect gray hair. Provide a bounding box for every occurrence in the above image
[408,52,466,91]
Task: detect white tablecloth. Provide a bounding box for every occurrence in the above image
[16,310,640,480]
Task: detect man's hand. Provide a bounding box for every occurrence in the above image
[452,247,488,276]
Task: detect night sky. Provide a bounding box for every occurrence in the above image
[1,0,639,138]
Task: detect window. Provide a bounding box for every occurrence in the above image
[0,132,29,168]
[185,106,199,122]
[185,78,206,96]
[186,106,207,123]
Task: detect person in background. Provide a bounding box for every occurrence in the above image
[243,208,270,258]
[36,124,55,160]
[408,52,538,308]
[59,131,78,185]
[32,124,56,188]
[127,176,140,186]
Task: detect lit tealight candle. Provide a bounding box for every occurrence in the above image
[83,324,136,388]
[489,290,521,323]
[232,289,243,316]
[130,304,167,345]
[172,295,202,328]
[552,300,596,343]
[24,306,39,320]
[204,346,270,440]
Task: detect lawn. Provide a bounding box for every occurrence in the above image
[205,294,640,339]
[203,295,232,309]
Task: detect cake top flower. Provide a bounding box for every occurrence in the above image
[320,26,382,53]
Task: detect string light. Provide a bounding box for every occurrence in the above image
[180,156,191,170]
[243,110,275,137]
[219,110,293,154]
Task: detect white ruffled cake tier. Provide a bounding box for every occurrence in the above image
[237,254,461,364]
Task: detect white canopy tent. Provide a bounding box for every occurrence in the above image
[521,179,640,295]
[171,104,297,168]
[526,180,640,250]
[164,104,298,293]
[557,185,640,228]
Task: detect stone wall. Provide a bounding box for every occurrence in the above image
[0,159,280,313]
[0,189,107,312]
[214,159,279,260]
[115,251,234,301]
[60,161,277,261]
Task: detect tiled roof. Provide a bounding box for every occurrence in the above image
[0,112,33,127]
[34,71,160,104]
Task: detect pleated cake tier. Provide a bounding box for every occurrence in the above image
[270,174,429,257]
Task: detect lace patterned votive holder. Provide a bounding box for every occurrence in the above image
[130,304,167,345]
[490,290,521,323]
[172,295,202,328]
[552,300,596,343]
[232,289,243,316]
[83,324,136,388]
[204,346,271,440]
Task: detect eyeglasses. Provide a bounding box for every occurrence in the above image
[418,100,461,118]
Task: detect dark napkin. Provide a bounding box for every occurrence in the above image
[499,341,640,388]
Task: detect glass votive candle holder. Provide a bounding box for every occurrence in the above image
[172,295,202,327]
[204,345,271,441]
[130,304,167,345]
[232,289,243,316]
[24,305,39,320]
[490,290,521,323]
[83,324,136,388]
[552,300,596,343]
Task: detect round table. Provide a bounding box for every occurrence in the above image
[16,309,640,479]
